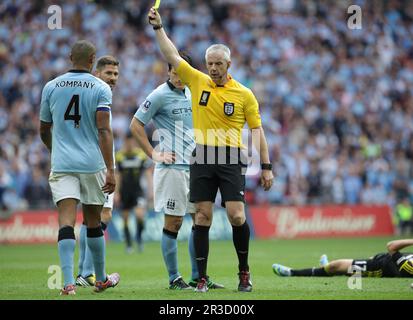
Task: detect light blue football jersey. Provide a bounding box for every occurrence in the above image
[134,81,195,171]
[40,70,112,173]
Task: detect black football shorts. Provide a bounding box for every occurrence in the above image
[189,145,247,206]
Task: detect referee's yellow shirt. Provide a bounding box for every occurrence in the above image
[176,60,262,148]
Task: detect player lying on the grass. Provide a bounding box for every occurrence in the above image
[76,55,120,287]
[273,239,413,278]
[130,52,224,290]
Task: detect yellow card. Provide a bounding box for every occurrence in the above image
[154,0,161,9]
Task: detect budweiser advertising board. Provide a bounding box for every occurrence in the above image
[0,206,396,243]
[0,211,83,244]
[249,205,395,238]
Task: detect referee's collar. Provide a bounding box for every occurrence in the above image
[210,74,234,88]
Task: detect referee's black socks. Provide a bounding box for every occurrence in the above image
[194,225,210,279]
[232,221,250,272]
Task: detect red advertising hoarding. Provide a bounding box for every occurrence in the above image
[0,205,396,243]
[0,211,83,244]
[249,205,395,239]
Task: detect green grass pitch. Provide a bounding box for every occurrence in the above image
[0,237,412,300]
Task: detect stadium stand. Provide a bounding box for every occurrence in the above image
[1,0,413,214]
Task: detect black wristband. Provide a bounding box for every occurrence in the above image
[153,24,163,30]
[261,163,272,170]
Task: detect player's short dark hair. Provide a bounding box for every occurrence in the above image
[71,40,96,65]
[168,51,193,71]
[96,55,120,71]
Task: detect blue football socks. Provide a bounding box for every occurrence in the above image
[188,226,199,280]
[86,227,106,282]
[58,226,76,287]
[161,228,180,283]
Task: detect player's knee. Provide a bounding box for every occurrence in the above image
[165,216,183,232]
[327,261,346,274]
[327,262,338,273]
[84,213,101,228]
[195,209,212,225]
[228,213,246,226]
[102,208,112,222]
[122,210,129,222]
[85,219,101,228]
[172,221,183,232]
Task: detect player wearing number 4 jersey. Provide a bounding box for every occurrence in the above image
[39,40,120,295]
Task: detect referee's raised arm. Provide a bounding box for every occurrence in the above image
[148,7,182,70]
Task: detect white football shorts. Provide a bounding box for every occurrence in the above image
[153,167,195,216]
[49,170,106,206]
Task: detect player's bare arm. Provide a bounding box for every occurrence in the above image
[96,110,116,194]
[251,126,274,191]
[113,170,121,206]
[39,121,53,152]
[387,239,413,255]
[147,7,182,70]
[130,117,175,164]
[144,165,154,207]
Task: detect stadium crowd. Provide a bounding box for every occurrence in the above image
[1,0,413,213]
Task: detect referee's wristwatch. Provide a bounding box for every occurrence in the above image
[261,163,273,171]
[153,24,163,30]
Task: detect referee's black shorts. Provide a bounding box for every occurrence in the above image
[189,144,247,206]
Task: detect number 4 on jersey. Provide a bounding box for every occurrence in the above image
[65,94,81,128]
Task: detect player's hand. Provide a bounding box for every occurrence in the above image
[102,169,116,194]
[261,169,274,191]
[153,151,175,164]
[148,7,162,26]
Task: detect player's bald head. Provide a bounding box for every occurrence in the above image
[70,40,96,68]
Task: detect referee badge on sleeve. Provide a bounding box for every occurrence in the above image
[224,102,234,116]
[199,91,211,106]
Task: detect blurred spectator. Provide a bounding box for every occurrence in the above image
[306,160,322,204]
[0,161,11,210]
[394,197,413,236]
[23,167,52,209]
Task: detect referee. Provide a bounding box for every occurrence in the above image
[148,7,274,293]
